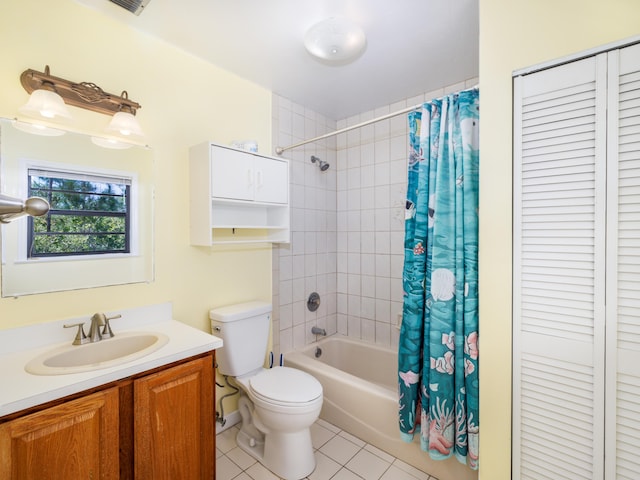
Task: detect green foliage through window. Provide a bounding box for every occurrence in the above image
[27,169,131,257]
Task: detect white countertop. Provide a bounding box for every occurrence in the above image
[0,302,223,417]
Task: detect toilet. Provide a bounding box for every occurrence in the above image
[210,301,323,480]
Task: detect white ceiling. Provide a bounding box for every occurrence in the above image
[76,0,479,120]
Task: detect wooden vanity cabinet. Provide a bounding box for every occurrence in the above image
[0,353,215,480]
[0,387,119,479]
[133,355,214,480]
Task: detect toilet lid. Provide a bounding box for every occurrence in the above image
[249,367,322,405]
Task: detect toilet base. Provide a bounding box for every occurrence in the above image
[236,396,316,480]
[262,428,315,480]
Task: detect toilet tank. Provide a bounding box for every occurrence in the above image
[209,301,272,377]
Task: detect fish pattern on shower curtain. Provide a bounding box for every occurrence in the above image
[397,89,479,470]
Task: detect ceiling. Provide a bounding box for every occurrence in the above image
[76,0,479,120]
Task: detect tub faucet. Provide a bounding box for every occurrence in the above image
[311,326,326,336]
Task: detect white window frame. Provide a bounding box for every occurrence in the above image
[16,159,140,263]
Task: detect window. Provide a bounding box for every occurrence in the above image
[27,168,131,258]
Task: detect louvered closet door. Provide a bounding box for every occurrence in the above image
[606,43,640,479]
[513,54,608,480]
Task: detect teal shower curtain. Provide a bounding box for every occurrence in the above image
[398,88,479,470]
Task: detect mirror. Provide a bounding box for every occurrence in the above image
[0,118,154,296]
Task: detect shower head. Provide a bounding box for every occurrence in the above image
[310,155,330,171]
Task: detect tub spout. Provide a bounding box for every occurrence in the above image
[311,326,326,336]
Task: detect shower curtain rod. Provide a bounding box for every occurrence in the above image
[274,85,478,155]
[274,104,420,155]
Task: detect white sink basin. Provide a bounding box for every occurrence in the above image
[25,331,170,375]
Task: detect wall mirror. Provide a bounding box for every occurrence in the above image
[0,117,154,297]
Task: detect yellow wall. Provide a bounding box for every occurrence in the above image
[0,0,273,333]
[479,1,640,479]
[7,1,640,477]
[0,0,276,421]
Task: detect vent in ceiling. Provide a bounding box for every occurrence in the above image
[108,0,150,15]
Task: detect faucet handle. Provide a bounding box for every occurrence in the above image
[101,314,121,339]
[64,322,88,345]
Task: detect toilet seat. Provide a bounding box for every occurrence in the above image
[249,367,322,407]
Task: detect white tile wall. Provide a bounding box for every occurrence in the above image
[272,77,478,354]
[271,96,338,356]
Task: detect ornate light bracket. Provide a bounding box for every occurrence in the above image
[20,65,141,116]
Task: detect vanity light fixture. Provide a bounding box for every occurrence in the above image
[19,80,72,121]
[104,92,144,138]
[90,136,135,150]
[19,65,144,140]
[12,119,66,137]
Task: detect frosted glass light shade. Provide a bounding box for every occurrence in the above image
[91,136,133,149]
[19,89,73,120]
[105,111,144,138]
[12,120,66,137]
[304,17,366,63]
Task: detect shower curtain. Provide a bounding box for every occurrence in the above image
[397,88,479,470]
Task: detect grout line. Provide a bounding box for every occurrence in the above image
[217,419,433,480]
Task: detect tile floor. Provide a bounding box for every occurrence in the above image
[216,418,439,480]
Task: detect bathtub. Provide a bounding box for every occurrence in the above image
[285,336,477,480]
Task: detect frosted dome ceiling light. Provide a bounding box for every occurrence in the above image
[304,17,366,63]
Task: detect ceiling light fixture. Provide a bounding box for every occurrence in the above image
[304,17,367,64]
[19,65,144,140]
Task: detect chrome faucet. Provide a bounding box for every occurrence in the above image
[311,326,326,336]
[89,313,105,343]
[63,312,121,345]
[89,312,121,343]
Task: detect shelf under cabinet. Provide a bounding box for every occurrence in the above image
[212,200,287,227]
[210,227,289,244]
[189,141,290,246]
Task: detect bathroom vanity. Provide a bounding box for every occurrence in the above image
[0,303,222,480]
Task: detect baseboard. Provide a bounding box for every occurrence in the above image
[216,409,241,434]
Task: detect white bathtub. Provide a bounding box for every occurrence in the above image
[285,336,477,480]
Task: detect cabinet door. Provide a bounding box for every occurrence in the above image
[134,355,214,480]
[254,156,288,204]
[211,146,255,201]
[0,387,119,480]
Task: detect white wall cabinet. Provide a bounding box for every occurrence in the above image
[189,142,290,245]
[513,42,640,479]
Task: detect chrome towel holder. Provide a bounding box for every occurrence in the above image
[0,193,49,224]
